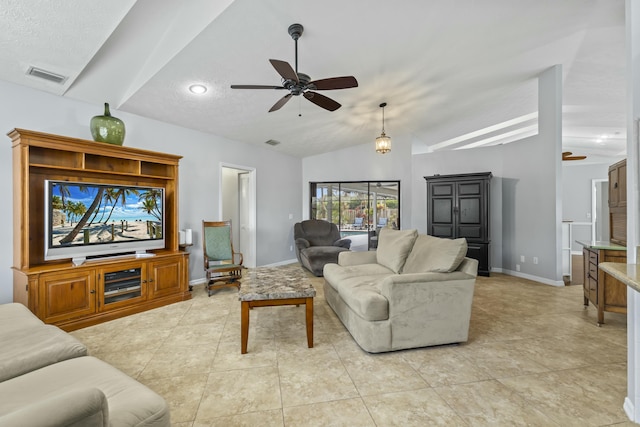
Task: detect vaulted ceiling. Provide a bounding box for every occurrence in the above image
[0,0,626,160]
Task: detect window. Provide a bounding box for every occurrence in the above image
[310,181,400,250]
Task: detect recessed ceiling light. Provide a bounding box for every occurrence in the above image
[188,84,207,94]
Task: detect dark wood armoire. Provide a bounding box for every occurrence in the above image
[424,172,492,276]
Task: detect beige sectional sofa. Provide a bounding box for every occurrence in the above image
[323,228,478,353]
[0,303,170,427]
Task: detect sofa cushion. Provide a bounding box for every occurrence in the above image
[336,276,389,321]
[0,324,87,382]
[0,387,108,427]
[0,303,44,333]
[324,263,394,289]
[0,356,170,427]
[376,228,418,273]
[403,235,468,273]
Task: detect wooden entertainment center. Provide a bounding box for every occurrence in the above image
[9,129,191,331]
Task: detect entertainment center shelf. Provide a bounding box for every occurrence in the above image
[27,139,176,179]
[9,128,191,331]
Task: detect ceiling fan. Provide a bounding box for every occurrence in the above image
[562,151,587,161]
[230,23,358,112]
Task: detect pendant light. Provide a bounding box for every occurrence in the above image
[375,102,391,154]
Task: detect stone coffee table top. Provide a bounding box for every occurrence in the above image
[238,267,316,301]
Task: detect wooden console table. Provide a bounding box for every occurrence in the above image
[577,240,627,325]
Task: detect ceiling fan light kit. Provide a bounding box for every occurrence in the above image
[375,102,391,154]
[230,23,358,112]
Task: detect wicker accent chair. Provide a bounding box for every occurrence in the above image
[202,220,243,296]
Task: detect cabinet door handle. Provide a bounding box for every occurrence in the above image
[614,182,618,188]
[90,289,96,294]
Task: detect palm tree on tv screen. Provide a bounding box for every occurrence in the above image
[140,189,162,221]
[58,187,105,244]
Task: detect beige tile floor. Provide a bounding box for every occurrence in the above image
[71,265,637,426]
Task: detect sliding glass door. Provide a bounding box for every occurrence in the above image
[310,181,400,250]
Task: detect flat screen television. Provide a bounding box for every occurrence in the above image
[44,180,165,265]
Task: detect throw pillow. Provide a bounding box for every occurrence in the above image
[376,228,418,273]
[403,234,468,273]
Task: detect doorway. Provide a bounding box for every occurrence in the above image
[220,164,256,267]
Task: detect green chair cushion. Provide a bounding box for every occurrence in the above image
[204,225,232,261]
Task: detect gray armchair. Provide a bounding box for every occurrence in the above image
[294,220,351,276]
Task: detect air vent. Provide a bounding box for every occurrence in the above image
[26,66,67,84]
[265,139,280,146]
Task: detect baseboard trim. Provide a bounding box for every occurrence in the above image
[189,278,207,287]
[497,269,565,287]
[261,259,298,267]
[624,397,636,423]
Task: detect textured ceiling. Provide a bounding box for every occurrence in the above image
[0,0,627,160]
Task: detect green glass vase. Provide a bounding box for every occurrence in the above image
[90,102,125,146]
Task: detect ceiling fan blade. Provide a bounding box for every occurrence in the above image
[269,59,298,82]
[562,151,587,161]
[231,85,285,89]
[303,91,341,111]
[310,76,358,90]
[269,94,293,112]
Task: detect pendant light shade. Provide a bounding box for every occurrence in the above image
[375,102,391,154]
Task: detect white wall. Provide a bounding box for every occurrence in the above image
[0,80,302,302]
[302,133,414,230]
[562,162,611,248]
[499,66,563,285]
[562,163,610,222]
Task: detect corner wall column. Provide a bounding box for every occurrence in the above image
[624,0,640,422]
[538,64,564,283]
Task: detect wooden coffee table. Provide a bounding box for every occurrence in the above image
[238,267,316,354]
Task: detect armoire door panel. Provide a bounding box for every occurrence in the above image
[432,183,453,196]
[457,226,483,240]
[432,225,454,238]
[458,182,481,195]
[432,199,453,223]
[459,197,481,224]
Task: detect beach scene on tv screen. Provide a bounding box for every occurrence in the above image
[50,183,163,247]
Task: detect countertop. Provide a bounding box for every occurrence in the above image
[599,262,640,293]
[576,240,627,251]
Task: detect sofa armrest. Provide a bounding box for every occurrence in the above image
[295,238,310,251]
[333,238,351,249]
[378,272,476,348]
[457,257,479,277]
[0,387,108,427]
[338,250,378,266]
